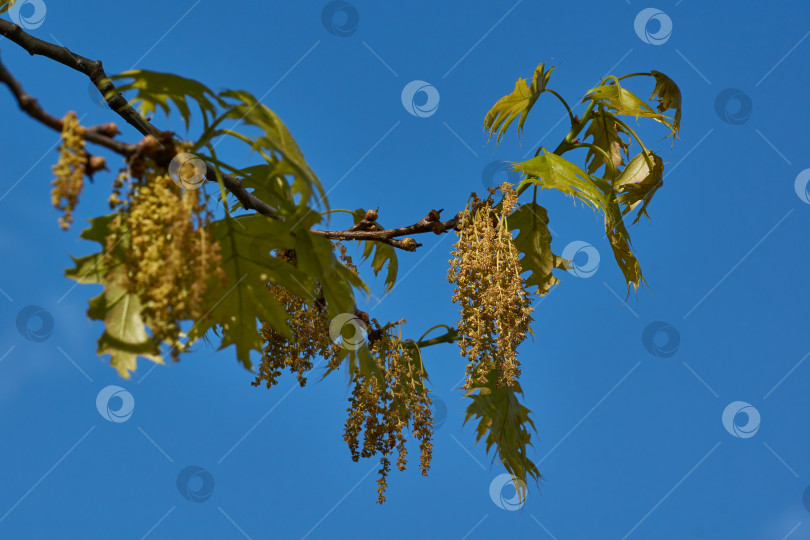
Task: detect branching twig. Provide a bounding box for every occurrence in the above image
[0,19,278,218]
[311,210,461,251]
[0,19,461,250]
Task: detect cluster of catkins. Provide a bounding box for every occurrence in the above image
[343,324,434,504]
[448,183,534,389]
[252,244,355,388]
[51,112,87,230]
[106,153,224,358]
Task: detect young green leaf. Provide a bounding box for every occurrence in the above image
[512,151,606,211]
[187,215,306,368]
[464,368,541,500]
[585,81,675,136]
[614,150,664,224]
[218,90,327,208]
[111,70,223,131]
[600,179,645,292]
[485,62,555,143]
[507,202,567,296]
[64,216,162,378]
[583,110,630,178]
[649,70,682,137]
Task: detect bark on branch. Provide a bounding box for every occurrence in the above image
[0,19,461,250]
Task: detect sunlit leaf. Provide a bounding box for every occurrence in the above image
[512,151,606,211]
[583,110,630,178]
[614,151,664,224]
[111,70,222,131]
[507,202,567,296]
[218,90,327,208]
[649,70,682,137]
[464,367,541,500]
[485,62,555,143]
[601,179,645,292]
[65,216,161,378]
[585,81,675,134]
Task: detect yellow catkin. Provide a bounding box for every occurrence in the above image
[342,325,434,504]
[253,243,357,387]
[105,158,224,358]
[447,183,533,388]
[51,112,87,230]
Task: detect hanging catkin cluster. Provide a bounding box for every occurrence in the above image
[253,244,357,388]
[51,112,87,230]
[343,325,434,504]
[106,156,223,358]
[447,183,533,389]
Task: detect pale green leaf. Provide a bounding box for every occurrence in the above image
[111,70,222,131]
[585,81,675,135]
[512,151,606,211]
[464,368,541,500]
[65,216,161,378]
[485,62,555,143]
[649,70,682,136]
[583,110,630,178]
[507,202,567,296]
[218,90,326,208]
[614,151,664,224]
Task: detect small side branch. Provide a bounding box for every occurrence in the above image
[311,210,461,251]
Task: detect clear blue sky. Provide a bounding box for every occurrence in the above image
[2,1,810,538]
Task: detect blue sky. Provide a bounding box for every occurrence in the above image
[1,0,810,538]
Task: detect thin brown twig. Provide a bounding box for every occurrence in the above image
[0,20,462,250]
